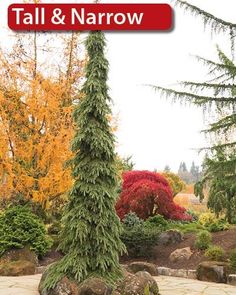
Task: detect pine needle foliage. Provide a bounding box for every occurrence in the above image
[174,0,236,54]
[40,31,125,291]
[194,148,236,223]
[151,2,236,222]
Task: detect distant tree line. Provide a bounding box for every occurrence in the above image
[164,161,202,184]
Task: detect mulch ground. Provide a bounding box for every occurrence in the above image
[121,227,236,270]
[39,227,236,270]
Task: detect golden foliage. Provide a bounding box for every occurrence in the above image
[0,32,85,209]
[160,171,186,197]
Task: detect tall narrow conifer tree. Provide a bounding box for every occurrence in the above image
[151,1,236,222]
[41,31,125,291]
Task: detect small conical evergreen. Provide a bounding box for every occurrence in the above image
[41,31,125,291]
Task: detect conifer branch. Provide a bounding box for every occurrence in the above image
[150,85,236,106]
[181,81,235,94]
[174,0,236,35]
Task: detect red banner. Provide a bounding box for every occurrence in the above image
[8,3,172,31]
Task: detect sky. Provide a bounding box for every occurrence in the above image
[1,0,236,172]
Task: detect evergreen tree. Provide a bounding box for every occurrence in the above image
[41,31,125,291]
[178,161,192,184]
[195,149,236,223]
[152,0,236,219]
[164,165,171,172]
[182,162,187,172]
[190,161,196,176]
[190,161,201,182]
[118,155,135,172]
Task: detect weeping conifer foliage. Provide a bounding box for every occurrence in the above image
[40,31,125,291]
[151,1,236,222]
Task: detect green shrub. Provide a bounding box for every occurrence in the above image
[121,225,159,258]
[207,219,230,232]
[123,212,144,227]
[168,221,205,234]
[47,221,62,235]
[186,210,199,222]
[204,245,225,261]
[198,212,217,227]
[0,193,48,221]
[144,214,169,229]
[0,206,52,257]
[230,216,236,225]
[195,230,212,250]
[230,249,236,271]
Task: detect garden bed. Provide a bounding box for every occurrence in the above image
[120,227,236,270]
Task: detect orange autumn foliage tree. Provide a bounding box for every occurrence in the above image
[0,32,85,209]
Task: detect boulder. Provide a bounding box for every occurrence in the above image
[169,247,193,263]
[39,272,113,295]
[158,230,183,246]
[78,278,112,295]
[228,274,236,286]
[171,269,188,278]
[39,275,79,295]
[187,270,197,280]
[39,269,160,295]
[0,246,38,265]
[0,260,36,276]
[127,262,158,276]
[197,261,231,283]
[157,267,171,276]
[117,271,160,295]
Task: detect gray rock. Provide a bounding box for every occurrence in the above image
[172,269,188,278]
[39,268,160,295]
[127,262,158,276]
[228,274,236,286]
[116,270,160,295]
[78,278,112,295]
[39,273,79,295]
[158,267,197,280]
[157,267,171,276]
[197,261,231,283]
[39,275,111,295]
[158,230,183,246]
[187,270,197,280]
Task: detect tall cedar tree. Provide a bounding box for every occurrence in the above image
[151,0,236,221]
[40,31,125,291]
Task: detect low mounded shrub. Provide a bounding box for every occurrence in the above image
[123,212,144,227]
[198,212,229,232]
[204,245,225,261]
[0,206,52,257]
[207,219,229,232]
[198,212,217,227]
[230,249,236,271]
[121,225,159,258]
[168,221,205,234]
[144,214,169,230]
[195,230,212,250]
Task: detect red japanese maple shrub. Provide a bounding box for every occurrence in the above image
[116,170,192,221]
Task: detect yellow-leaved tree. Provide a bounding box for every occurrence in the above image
[0,31,85,210]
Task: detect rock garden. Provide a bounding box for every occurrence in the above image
[0,0,236,294]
